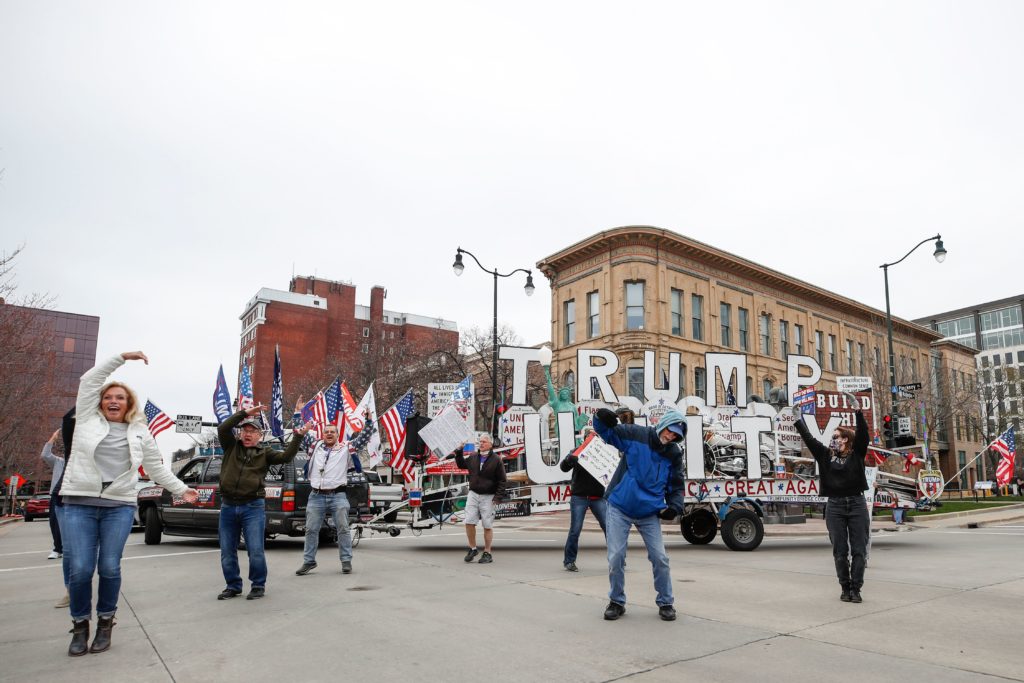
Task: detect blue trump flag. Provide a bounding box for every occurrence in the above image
[213,364,233,424]
[271,345,284,438]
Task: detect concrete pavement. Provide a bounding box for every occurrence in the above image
[1,510,1022,682]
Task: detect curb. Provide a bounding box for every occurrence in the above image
[910,503,1024,524]
[0,516,23,527]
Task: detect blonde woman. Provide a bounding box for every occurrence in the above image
[60,352,198,656]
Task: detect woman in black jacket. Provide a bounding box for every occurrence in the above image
[792,392,870,603]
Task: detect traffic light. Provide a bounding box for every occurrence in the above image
[882,414,895,448]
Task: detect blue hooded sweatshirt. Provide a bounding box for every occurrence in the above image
[595,408,687,518]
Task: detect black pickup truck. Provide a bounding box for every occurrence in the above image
[137,452,370,545]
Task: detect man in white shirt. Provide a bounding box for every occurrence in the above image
[296,421,375,575]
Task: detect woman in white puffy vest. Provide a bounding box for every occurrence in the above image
[59,351,198,657]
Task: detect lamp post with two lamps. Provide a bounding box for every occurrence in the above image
[452,247,535,439]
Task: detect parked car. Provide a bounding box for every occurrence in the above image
[137,450,369,545]
[23,494,51,522]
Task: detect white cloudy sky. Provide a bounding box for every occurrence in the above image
[1,2,1021,453]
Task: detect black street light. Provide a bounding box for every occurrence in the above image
[880,234,947,407]
[452,247,535,438]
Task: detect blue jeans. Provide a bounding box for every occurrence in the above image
[53,505,69,586]
[303,492,352,564]
[606,504,674,607]
[219,500,267,591]
[825,495,870,590]
[563,496,607,565]
[62,504,135,621]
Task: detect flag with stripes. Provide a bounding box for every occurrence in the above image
[238,363,255,411]
[993,427,1016,487]
[381,390,416,482]
[301,379,340,439]
[144,400,175,438]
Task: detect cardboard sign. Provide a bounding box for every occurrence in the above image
[572,433,621,488]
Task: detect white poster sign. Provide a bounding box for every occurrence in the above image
[572,433,621,488]
[427,382,475,428]
[498,406,534,446]
[837,376,873,392]
[419,407,476,457]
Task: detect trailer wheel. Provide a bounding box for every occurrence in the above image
[144,507,162,545]
[680,508,717,545]
[388,527,401,537]
[721,508,763,551]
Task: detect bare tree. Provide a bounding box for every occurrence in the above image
[459,325,547,433]
[0,246,60,488]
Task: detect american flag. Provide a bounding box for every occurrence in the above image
[238,363,255,411]
[144,400,175,438]
[381,390,415,482]
[901,450,924,473]
[340,381,365,432]
[866,447,888,467]
[301,379,340,439]
[993,427,1016,487]
[445,375,473,421]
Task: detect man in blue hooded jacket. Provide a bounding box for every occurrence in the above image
[593,407,686,622]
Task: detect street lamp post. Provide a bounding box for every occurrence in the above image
[879,233,947,416]
[452,247,535,439]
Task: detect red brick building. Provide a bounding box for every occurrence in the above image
[238,276,459,409]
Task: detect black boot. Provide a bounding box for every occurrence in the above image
[68,620,89,657]
[90,616,115,653]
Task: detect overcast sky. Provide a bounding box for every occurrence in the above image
[2,2,1020,453]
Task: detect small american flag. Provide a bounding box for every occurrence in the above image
[381,390,415,482]
[302,380,340,439]
[144,400,175,438]
[993,427,1016,487]
[445,376,473,421]
[238,364,255,411]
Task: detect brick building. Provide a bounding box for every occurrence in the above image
[536,226,982,483]
[237,276,459,410]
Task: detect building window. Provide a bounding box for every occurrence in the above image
[362,327,369,337]
[627,367,645,401]
[587,291,600,338]
[795,324,804,355]
[910,357,918,380]
[361,343,369,354]
[626,282,645,331]
[564,299,576,344]
[746,376,754,397]
[828,334,837,371]
[695,367,707,400]
[679,363,687,394]
[858,343,866,375]
[763,378,773,398]
[691,294,704,341]
[738,308,750,352]
[846,339,854,374]
[720,303,732,348]
[816,331,825,366]
[759,313,771,355]
[779,320,789,358]
[670,289,683,336]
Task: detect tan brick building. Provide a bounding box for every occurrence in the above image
[536,226,983,484]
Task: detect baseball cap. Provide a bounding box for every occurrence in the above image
[238,416,262,430]
[666,423,685,440]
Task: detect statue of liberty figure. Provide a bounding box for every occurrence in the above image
[543,365,590,444]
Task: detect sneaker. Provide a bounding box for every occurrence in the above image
[658,605,677,621]
[463,548,479,563]
[295,562,317,576]
[478,551,493,564]
[840,589,852,602]
[246,587,265,600]
[564,562,579,572]
[603,602,626,620]
[342,561,352,574]
[48,550,61,560]
[54,591,70,609]
[850,590,862,603]
[217,588,242,601]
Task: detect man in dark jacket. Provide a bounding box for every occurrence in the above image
[559,427,608,571]
[593,407,686,622]
[454,433,507,564]
[216,405,311,601]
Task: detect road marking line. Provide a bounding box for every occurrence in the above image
[0,548,219,573]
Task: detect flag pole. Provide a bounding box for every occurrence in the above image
[942,436,1003,490]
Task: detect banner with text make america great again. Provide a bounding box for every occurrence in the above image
[498,346,848,485]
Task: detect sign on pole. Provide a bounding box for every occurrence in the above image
[175,415,203,434]
[897,416,912,436]
[837,376,872,392]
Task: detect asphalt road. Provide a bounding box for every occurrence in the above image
[1,515,1022,682]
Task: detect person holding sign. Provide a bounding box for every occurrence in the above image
[791,392,870,603]
[59,352,199,656]
[593,408,686,622]
[559,427,608,572]
[455,433,507,564]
